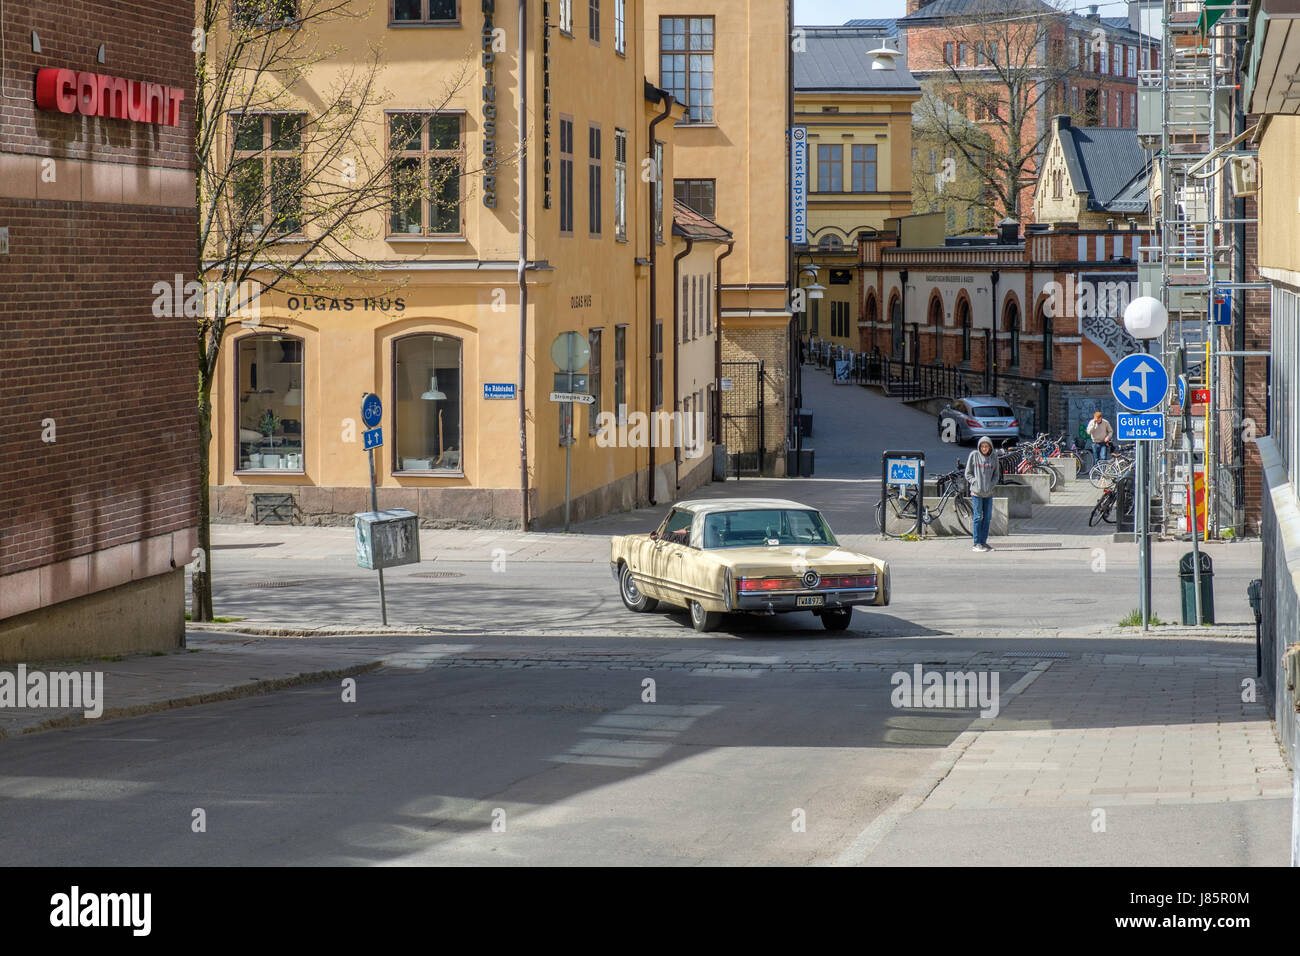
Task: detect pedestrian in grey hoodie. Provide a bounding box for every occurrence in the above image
[964,437,1001,552]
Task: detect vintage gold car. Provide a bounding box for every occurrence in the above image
[610,498,890,632]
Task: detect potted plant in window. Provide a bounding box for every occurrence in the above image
[258,409,282,467]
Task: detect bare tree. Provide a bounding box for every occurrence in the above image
[909,0,1089,223]
[190,0,486,620]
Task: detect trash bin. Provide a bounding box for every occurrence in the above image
[798,448,815,477]
[1178,551,1214,624]
[799,411,813,438]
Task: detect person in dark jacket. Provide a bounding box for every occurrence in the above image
[964,437,1002,552]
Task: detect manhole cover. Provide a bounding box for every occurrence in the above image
[412,571,466,579]
[243,580,310,589]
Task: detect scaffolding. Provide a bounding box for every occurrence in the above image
[1138,0,1258,541]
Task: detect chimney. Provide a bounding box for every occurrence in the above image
[1087,4,1099,17]
[906,0,932,15]
[998,218,1020,244]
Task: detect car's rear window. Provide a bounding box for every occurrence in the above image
[702,509,837,549]
[972,405,1013,418]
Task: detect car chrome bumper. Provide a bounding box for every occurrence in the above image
[734,587,877,612]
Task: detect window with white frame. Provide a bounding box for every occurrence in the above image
[613,128,627,240]
[614,0,625,54]
[559,0,572,34]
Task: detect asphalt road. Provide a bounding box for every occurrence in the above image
[0,646,1022,866]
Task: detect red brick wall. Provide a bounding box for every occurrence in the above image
[0,2,197,580]
[0,1,192,168]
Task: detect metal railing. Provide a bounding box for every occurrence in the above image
[804,339,977,402]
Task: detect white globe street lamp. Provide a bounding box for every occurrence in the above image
[1122,295,1168,340]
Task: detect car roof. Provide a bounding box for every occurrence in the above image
[965,395,1011,404]
[669,498,818,516]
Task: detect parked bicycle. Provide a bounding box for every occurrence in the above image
[1088,452,1134,489]
[875,460,972,537]
[1088,471,1136,526]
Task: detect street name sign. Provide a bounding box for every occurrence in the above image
[550,391,595,404]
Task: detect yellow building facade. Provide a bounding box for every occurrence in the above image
[792,26,919,355]
[208,0,748,528]
[644,0,795,475]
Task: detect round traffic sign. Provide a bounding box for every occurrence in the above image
[1110,353,1169,413]
[550,331,591,373]
[361,392,383,428]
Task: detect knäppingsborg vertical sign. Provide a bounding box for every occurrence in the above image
[791,126,808,245]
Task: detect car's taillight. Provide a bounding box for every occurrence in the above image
[965,417,980,426]
[1009,419,1018,427]
[821,574,877,589]
[737,577,796,592]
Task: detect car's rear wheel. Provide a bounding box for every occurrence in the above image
[619,564,658,612]
[689,600,721,632]
[820,608,852,631]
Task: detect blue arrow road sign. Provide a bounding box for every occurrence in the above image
[1111,353,1169,412]
[1116,412,1165,441]
[363,427,383,449]
[361,393,383,429]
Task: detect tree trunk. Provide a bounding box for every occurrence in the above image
[193,381,215,622]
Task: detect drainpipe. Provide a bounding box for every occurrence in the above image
[715,241,736,452]
[647,90,673,506]
[676,235,696,489]
[516,0,529,529]
[1232,41,1247,534]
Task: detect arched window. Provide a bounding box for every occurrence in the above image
[236,333,305,472]
[818,234,844,252]
[394,333,463,473]
[1042,311,1054,370]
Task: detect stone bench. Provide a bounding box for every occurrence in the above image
[924,480,1033,518]
[1002,472,1052,504]
[885,495,1009,537]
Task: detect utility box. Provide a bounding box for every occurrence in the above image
[354,508,421,570]
[1178,551,1215,625]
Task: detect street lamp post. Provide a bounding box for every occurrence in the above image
[1122,296,1169,631]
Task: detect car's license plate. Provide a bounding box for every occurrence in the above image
[796,595,824,607]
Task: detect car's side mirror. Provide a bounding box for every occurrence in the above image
[649,532,659,540]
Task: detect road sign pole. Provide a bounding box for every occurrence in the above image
[563,347,574,533]
[367,444,388,626]
[1140,341,1152,630]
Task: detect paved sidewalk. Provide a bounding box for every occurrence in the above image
[855,643,1290,865]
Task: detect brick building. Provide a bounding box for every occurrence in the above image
[0,2,198,658]
[858,213,1153,439]
[885,0,1155,222]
